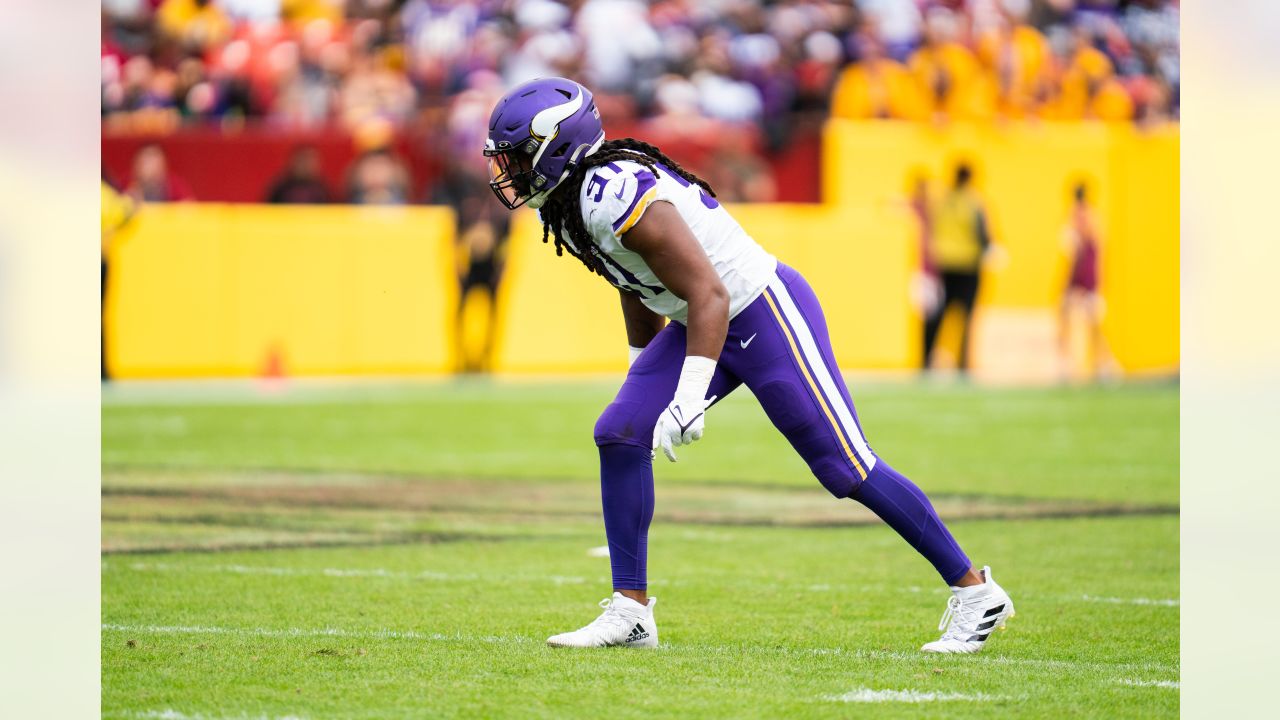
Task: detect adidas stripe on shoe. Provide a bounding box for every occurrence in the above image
[921,565,1015,654]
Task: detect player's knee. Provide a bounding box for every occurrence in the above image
[593,400,652,448]
[810,457,861,498]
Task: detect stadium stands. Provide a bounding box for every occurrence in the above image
[102,1,1179,203]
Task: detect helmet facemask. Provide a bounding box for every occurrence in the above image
[484,138,544,210]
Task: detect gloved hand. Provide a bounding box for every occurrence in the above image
[652,393,717,462]
[651,355,717,462]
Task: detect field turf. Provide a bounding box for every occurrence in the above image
[102,379,1179,718]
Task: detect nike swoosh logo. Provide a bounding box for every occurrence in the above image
[614,187,627,200]
[669,406,704,435]
[739,333,758,349]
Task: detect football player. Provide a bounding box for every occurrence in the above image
[484,77,1014,653]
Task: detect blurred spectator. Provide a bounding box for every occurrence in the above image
[858,0,924,61]
[1048,22,1121,120]
[690,30,766,124]
[703,126,778,203]
[269,25,346,127]
[576,0,660,94]
[339,44,417,130]
[429,72,510,372]
[908,8,991,122]
[346,148,410,204]
[908,172,944,368]
[157,0,233,52]
[830,32,925,120]
[283,0,344,24]
[128,144,195,202]
[1058,181,1114,381]
[1026,0,1075,36]
[791,30,845,114]
[265,145,333,203]
[1121,0,1178,109]
[647,75,722,140]
[975,8,1050,120]
[922,162,992,375]
[433,157,510,373]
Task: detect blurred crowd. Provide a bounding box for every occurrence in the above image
[103,0,1179,144]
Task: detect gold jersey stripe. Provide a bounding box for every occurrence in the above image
[616,187,658,236]
[762,288,868,481]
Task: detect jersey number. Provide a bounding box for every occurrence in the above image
[586,174,608,202]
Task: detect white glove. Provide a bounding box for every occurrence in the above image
[652,356,717,462]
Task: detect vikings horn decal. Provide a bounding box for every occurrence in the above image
[529,88,583,141]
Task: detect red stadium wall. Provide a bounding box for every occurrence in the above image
[100,127,439,204]
[101,124,822,204]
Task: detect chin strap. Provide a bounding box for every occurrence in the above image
[526,133,605,210]
[526,188,553,209]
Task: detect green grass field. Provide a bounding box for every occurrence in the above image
[102,379,1179,718]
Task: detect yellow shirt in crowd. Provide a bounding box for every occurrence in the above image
[832,26,1134,123]
[156,0,232,48]
[1048,46,1133,120]
[283,0,345,24]
[830,59,927,121]
[907,41,996,121]
[976,25,1050,119]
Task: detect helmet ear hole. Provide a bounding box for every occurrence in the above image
[550,143,569,158]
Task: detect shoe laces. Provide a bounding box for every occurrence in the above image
[936,594,982,639]
[586,597,635,634]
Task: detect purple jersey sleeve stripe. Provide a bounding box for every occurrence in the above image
[612,170,658,232]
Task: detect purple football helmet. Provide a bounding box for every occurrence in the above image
[484,77,605,209]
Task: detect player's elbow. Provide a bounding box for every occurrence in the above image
[708,278,729,303]
[693,279,730,316]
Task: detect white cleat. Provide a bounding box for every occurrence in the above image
[921,565,1014,654]
[547,593,658,649]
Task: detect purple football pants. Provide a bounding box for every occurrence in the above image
[594,263,972,589]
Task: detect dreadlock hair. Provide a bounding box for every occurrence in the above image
[536,138,716,280]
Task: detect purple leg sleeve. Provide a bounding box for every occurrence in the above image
[599,443,655,590]
[593,321,742,590]
[852,460,972,585]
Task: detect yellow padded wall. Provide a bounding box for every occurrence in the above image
[105,204,457,378]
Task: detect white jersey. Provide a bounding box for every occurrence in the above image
[562,155,778,323]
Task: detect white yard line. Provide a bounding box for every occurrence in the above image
[827,688,1002,703]
[121,711,308,720]
[1079,594,1180,607]
[116,561,593,586]
[101,623,522,644]
[121,561,479,582]
[1117,679,1180,689]
[679,643,1181,676]
[103,623,434,640]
